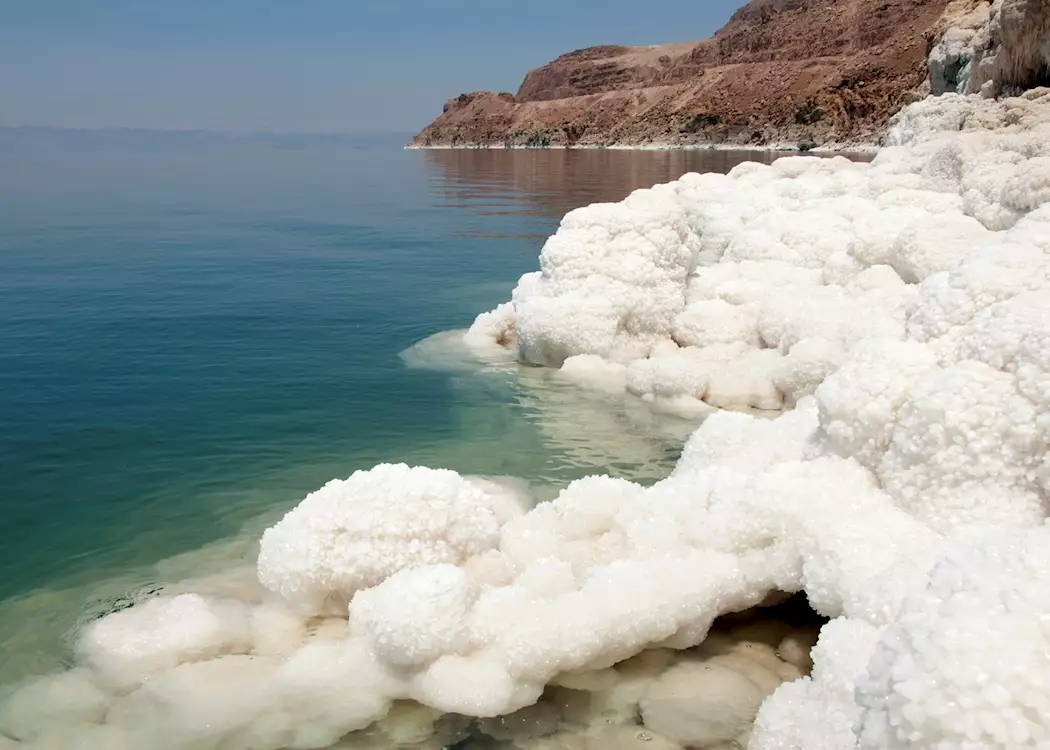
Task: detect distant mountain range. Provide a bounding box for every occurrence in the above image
[0,126,411,146]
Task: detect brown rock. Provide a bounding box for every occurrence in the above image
[409,0,953,149]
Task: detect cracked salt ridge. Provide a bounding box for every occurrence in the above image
[3,88,1050,750]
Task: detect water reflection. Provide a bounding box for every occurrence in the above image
[423,148,874,226]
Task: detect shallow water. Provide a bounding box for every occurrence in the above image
[0,130,860,680]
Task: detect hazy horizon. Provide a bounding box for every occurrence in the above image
[2,0,743,135]
[0,124,417,137]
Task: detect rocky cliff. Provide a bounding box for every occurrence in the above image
[409,0,955,149]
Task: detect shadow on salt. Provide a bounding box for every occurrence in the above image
[291,594,827,750]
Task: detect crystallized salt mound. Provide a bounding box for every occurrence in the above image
[4,90,1050,750]
[751,618,884,750]
[349,564,476,670]
[856,525,1050,748]
[506,185,702,367]
[257,463,526,614]
[469,89,1050,414]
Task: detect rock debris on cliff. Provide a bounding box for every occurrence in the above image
[409,0,955,149]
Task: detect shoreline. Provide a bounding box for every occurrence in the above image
[404,141,882,155]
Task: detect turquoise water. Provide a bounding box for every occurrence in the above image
[0,130,838,678]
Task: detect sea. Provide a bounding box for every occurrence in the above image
[0,128,861,682]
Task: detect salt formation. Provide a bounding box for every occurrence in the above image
[3,87,1050,749]
[928,0,1050,96]
[256,465,525,615]
[472,88,1050,416]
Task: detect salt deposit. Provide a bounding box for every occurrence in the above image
[928,0,1050,97]
[3,84,1050,750]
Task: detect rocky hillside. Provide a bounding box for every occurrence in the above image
[409,0,954,149]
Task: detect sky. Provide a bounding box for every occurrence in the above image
[0,0,744,134]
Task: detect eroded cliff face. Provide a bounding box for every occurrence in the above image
[409,0,953,149]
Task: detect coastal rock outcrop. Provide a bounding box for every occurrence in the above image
[410,0,954,149]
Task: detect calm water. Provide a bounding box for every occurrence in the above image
[0,129,856,678]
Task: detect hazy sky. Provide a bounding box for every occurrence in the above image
[1,0,744,134]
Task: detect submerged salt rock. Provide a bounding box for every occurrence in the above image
[639,660,765,747]
[0,669,109,742]
[104,654,274,747]
[308,615,353,642]
[376,702,444,745]
[777,629,821,674]
[702,623,809,684]
[614,648,678,681]
[328,730,451,750]
[76,593,254,689]
[558,681,646,729]
[514,725,683,750]
[581,725,683,750]
[635,620,817,747]
[267,637,395,748]
[559,354,629,392]
[22,724,135,750]
[551,651,677,730]
[340,711,470,749]
[479,700,562,740]
[511,732,588,750]
[550,669,622,693]
[249,602,309,657]
[323,736,389,750]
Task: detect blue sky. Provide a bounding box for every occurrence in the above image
[1,0,743,134]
